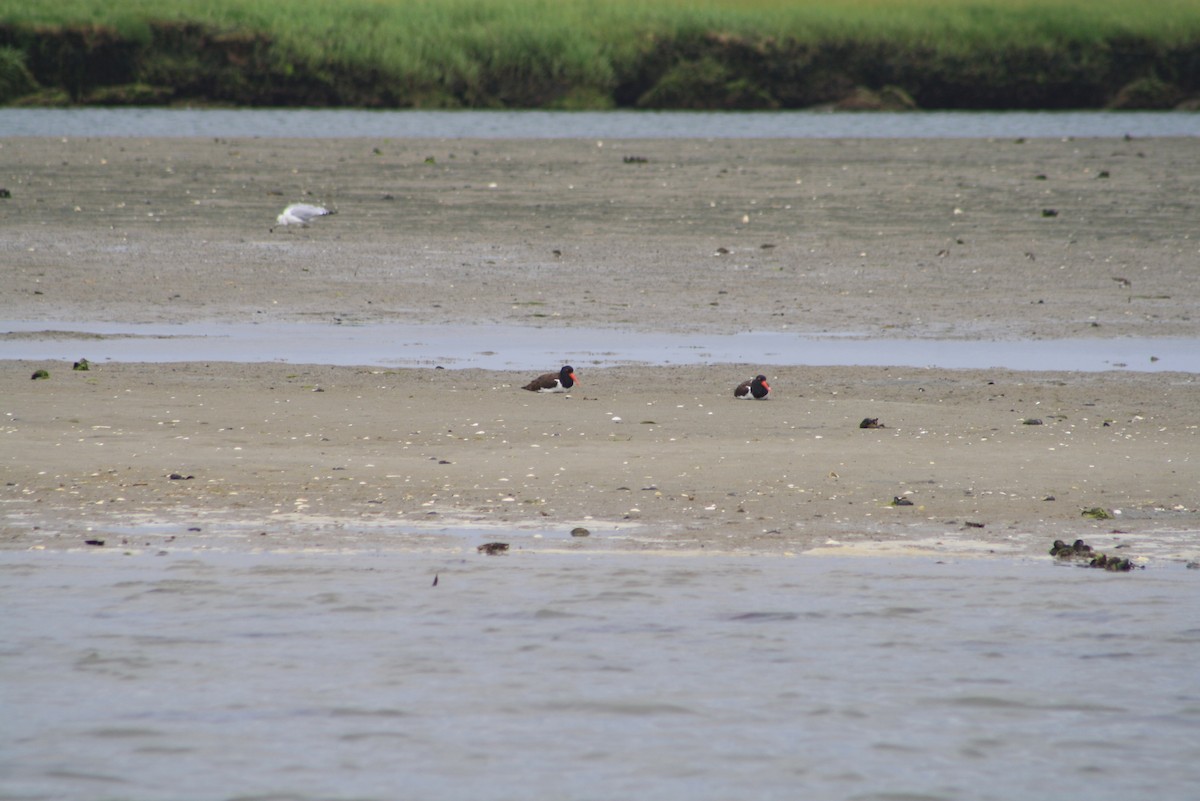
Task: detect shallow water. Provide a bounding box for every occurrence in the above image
[2,108,1198,139]
[2,548,1198,801]
[3,320,1196,372]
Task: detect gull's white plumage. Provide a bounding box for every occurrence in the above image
[274,203,334,228]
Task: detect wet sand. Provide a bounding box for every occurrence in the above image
[2,136,1198,561]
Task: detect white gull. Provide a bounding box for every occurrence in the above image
[272,203,335,231]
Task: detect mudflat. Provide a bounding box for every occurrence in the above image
[2,135,1197,561]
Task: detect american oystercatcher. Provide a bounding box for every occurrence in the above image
[523,365,578,393]
[734,374,770,399]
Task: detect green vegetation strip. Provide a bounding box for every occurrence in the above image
[2,0,1199,109]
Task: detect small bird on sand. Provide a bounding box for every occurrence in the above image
[272,203,335,231]
[523,365,577,393]
[734,374,771,399]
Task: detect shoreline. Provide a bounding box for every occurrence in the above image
[2,136,1198,563]
[4,359,1197,564]
[4,136,1199,340]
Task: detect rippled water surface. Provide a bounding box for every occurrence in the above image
[2,108,1197,139]
[3,548,1198,801]
[3,320,1197,372]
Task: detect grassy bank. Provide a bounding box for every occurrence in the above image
[2,0,1199,109]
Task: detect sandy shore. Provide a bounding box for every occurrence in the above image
[2,136,1198,561]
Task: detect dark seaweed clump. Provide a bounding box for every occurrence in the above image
[1050,539,1141,572]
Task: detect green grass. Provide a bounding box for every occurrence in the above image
[5,0,1200,70]
[3,0,1199,108]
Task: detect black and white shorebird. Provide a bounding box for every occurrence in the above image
[734,374,771,400]
[523,365,578,393]
[271,203,335,231]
